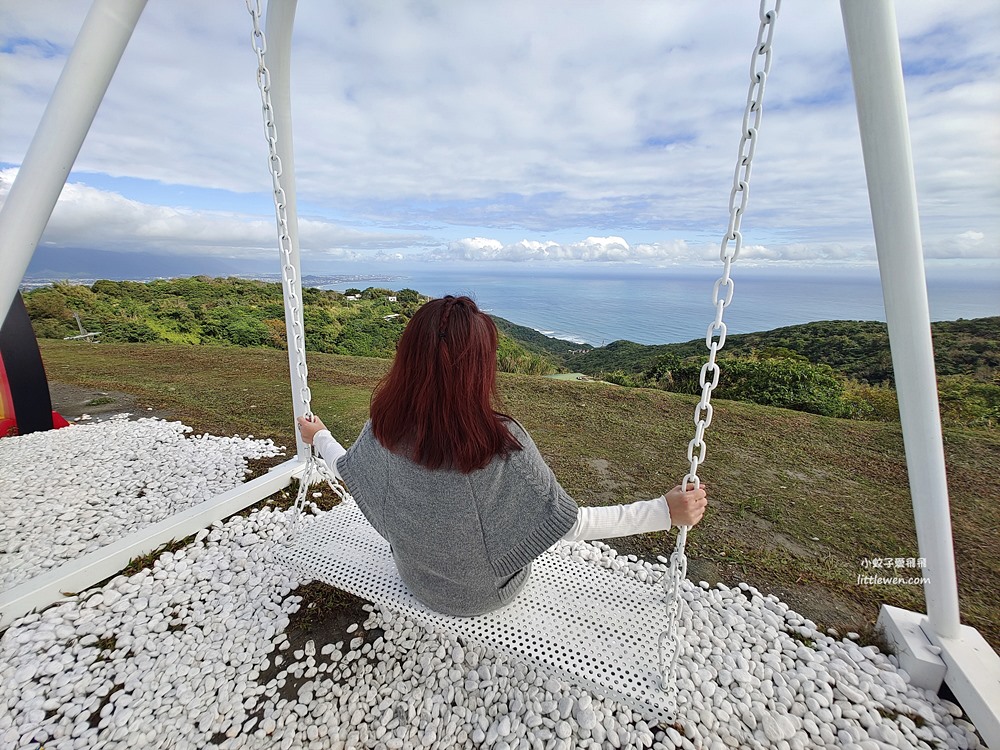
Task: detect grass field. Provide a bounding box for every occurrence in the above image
[37,339,1000,651]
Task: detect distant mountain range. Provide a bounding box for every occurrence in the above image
[24,247,269,279]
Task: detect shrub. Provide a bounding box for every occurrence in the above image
[602,370,641,387]
[263,318,288,349]
[31,318,74,339]
[24,288,74,322]
[497,351,554,376]
[334,316,401,358]
[937,375,1000,429]
[497,334,555,375]
[101,321,160,343]
[668,355,849,417]
[223,318,271,347]
[842,382,900,422]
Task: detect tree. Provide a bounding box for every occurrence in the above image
[361,287,395,301]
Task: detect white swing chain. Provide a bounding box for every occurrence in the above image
[245,0,350,537]
[658,0,781,706]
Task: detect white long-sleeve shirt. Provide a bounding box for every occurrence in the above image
[313,429,671,543]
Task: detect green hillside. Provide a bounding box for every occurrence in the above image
[559,318,1000,428]
[491,316,593,357]
[565,318,1000,383]
[23,277,555,376]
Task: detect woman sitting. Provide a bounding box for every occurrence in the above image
[297,295,707,616]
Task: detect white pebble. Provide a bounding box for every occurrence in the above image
[0,419,968,750]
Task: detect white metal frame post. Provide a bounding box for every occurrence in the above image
[840,0,959,642]
[261,0,310,460]
[0,0,149,323]
[0,0,306,633]
[841,2,999,745]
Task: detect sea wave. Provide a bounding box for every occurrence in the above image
[535,328,590,345]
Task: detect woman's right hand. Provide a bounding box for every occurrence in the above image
[665,482,708,527]
[296,414,327,445]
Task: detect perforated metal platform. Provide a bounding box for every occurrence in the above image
[273,500,678,722]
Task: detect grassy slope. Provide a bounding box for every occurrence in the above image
[39,339,1000,649]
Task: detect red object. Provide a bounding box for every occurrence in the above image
[0,355,12,424]
[0,343,70,436]
[0,412,71,437]
[0,356,15,437]
[0,291,67,437]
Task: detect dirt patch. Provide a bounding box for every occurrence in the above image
[252,585,379,705]
[586,457,621,504]
[766,582,870,635]
[49,381,175,424]
[711,496,824,561]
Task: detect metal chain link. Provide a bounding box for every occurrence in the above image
[245,0,351,539]
[288,453,353,538]
[657,0,781,709]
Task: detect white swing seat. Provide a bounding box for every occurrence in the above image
[273,498,679,722]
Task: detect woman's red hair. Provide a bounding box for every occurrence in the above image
[370,295,521,472]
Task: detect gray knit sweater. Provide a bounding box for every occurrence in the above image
[336,420,579,616]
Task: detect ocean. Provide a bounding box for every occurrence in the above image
[317,263,1000,347]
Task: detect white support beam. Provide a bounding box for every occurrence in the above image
[878,607,1000,747]
[0,0,148,323]
[0,458,303,631]
[262,0,310,460]
[840,0,960,640]
[842,3,1000,746]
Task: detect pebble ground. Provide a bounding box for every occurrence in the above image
[0,419,984,749]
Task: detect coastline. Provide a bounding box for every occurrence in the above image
[19,270,1000,350]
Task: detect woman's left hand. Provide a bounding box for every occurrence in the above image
[664,482,708,528]
[296,414,327,445]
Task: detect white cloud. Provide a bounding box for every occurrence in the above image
[433,236,681,263]
[924,229,996,259]
[1,1,997,266]
[0,169,426,259]
[428,236,891,265]
[5,168,990,270]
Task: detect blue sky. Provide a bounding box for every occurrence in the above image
[1,1,997,273]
